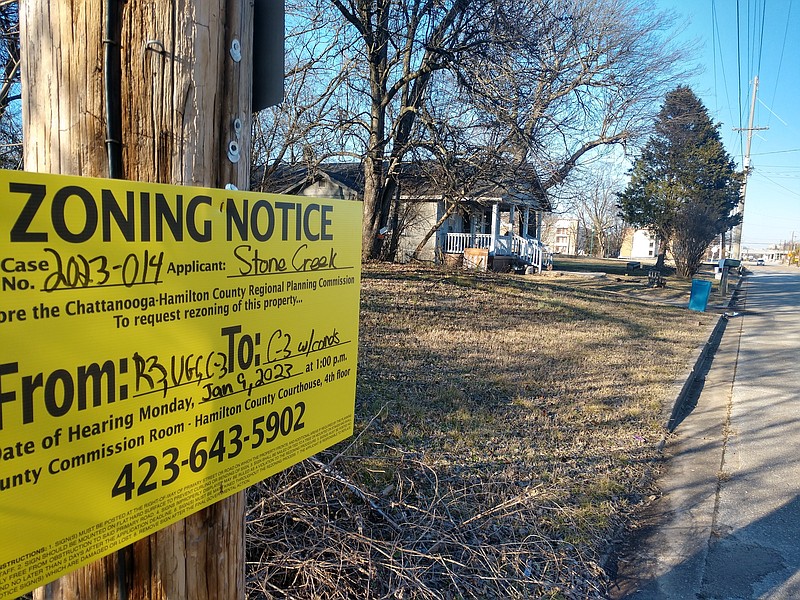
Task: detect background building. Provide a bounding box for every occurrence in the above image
[618,228,660,259]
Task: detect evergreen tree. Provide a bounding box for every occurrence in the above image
[619,86,742,277]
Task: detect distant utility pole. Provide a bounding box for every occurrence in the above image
[730,76,768,260]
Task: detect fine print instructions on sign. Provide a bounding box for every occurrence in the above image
[0,170,362,599]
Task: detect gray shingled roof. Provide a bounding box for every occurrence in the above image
[253,161,551,212]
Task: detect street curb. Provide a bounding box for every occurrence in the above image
[659,275,744,446]
[603,275,747,592]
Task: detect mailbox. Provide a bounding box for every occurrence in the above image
[719,258,741,269]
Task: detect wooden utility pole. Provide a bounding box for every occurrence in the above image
[731,76,767,260]
[21,1,253,597]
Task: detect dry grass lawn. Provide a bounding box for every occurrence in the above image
[246,264,718,599]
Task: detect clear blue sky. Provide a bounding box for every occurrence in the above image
[654,0,800,251]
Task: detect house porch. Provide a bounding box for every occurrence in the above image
[441,203,550,272]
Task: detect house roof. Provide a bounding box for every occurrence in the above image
[253,162,364,196]
[254,161,551,212]
[396,162,552,212]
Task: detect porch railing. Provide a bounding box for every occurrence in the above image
[445,233,492,253]
[445,233,548,272]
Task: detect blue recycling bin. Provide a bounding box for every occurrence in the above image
[688,279,713,312]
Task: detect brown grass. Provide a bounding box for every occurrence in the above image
[245,264,716,599]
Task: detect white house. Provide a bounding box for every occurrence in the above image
[260,162,552,271]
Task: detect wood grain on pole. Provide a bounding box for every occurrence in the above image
[20,1,252,598]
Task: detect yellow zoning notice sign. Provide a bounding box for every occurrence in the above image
[0,170,362,598]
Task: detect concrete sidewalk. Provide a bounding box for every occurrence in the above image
[609,268,800,599]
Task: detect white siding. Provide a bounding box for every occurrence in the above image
[630,230,659,258]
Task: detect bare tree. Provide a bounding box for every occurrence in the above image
[0,0,18,116]
[391,73,511,261]
[252,0,362,190]
[457,0,692,207]
[253,0,691,264]
[327,0,494,261]
[375,0,691,262]
[402,154,498,262]
[567,167,627,257]
[0,0,21,169]
[0,101,21,169]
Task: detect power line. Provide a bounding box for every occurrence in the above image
[712,0,718,112]
[754,172,800,197]
[757,172,800,179]
[712,0,736,130]
[735,0,744,160]
[752,148,800,156]
[746,1,764,71]
[768,0,793,131]
[755,164,800,169]
[758,97,788,126]
[756,0,766,76]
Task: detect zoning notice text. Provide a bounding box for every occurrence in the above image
[0,170,362,599]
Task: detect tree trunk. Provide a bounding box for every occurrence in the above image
[362,153,385,261]
[413,199,458,260]
[360,7,389,262]
[21,1,251,597]
[353,0,465,262]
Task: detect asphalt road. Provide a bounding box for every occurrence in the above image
[611,266,800,599]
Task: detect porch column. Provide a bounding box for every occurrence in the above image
[470,212,477,246]
[523,207,531,238]
[509,205,516,238]
[490,203,500,253]
[436,200,448,255]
